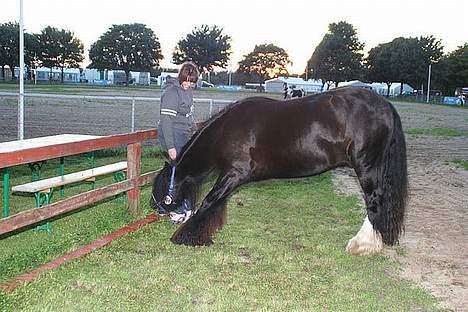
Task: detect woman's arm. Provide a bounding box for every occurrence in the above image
[160,88,179,154]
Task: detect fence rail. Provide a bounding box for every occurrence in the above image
[0,129,157,237]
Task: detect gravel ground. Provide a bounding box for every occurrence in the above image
[0,88,282,142]
[0,89,252,142]
[334,101,468,312]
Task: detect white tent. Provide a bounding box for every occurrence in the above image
[157,72,178,87]
[370,82,414,96]
[130,71,150,85]
[264,77,323,93]
[83,69,150,85]
[336,80,372,89]
[33,67,80,83]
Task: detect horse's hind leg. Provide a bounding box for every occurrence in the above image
[171,168,248,246]
[346,167,384,255]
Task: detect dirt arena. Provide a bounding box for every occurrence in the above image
[0,88,256,142]
[334,101,468,311]
[1,90,467,310]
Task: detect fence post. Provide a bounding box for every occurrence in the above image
[209,99,213,118]
[131,98,136,132]
[127,142,141,214]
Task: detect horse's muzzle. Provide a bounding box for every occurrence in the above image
[151,195,169,215]
[157,205,168,215]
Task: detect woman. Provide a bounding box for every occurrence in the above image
[158,62,200,161]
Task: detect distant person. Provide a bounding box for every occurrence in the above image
[458,94,465,106]
[283,82,288,99]
[158,62,200,162]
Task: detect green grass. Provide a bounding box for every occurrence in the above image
[452,159,468,170]
[0,165,441,311]
[0,148,165,281]
[405,127,468,137]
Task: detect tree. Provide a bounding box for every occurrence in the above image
[433,43,468,95]
[172,25,231,74]
[419,35,444,64]
[209,70,229,85]
[412,36,443,94]
[366,42,398,96]
[232,70,261,86]
[306,21,364,88]
[24,33,41,80]
[89,23,163,85]
[366,36,443,94]
[0,22,19,79]
[37,26,84,82]
[394,36,443,92]
[237,44,291,83]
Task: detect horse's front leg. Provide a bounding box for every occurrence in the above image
[171,169,247,246]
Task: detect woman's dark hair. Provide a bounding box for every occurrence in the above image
[178,62,200,84]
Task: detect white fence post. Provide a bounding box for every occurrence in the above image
[131,98,136,132]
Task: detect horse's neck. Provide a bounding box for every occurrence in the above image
[176,135,215,183]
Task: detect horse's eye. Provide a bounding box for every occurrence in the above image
[164,195,172,205]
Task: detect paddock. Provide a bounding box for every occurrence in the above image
[0,86,467,310]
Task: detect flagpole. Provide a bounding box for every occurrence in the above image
[426,64,431,104]
[18,0,25,139]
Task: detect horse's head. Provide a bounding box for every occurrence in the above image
[150,162,195,224]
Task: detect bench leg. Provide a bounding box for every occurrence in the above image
[3,168,9,218]
[28,161,46,182]
[85,177,96,190]
[113,171,127,203]
[85,152,96,191]
[87,152,95,168]
[60,157,65,198]
[34,189,54,233]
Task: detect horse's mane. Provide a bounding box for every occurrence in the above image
[177,96,276,163]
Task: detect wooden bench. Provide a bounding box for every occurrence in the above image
[12,161,128,232]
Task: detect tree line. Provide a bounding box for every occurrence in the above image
[0,21,466,94]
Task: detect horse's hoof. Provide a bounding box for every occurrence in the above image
[346,236,382,256]
[346,216,384,256]
[171,232,213,246]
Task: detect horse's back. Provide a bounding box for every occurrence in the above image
[224,87,396,140]
[204,87,399,179]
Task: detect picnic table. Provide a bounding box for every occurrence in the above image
[0,129,157,237]
[1,134,102,218]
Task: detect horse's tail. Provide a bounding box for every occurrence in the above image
[376,109,408,245]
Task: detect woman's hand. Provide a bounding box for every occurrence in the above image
[168,148,177,161]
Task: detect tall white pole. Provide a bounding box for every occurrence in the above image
[228,63,233,86]
[18,0,25,139]
[426,64,431,103]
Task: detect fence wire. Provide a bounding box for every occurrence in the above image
[0,92,233,142]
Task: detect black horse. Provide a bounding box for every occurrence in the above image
[151,87,407,255]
